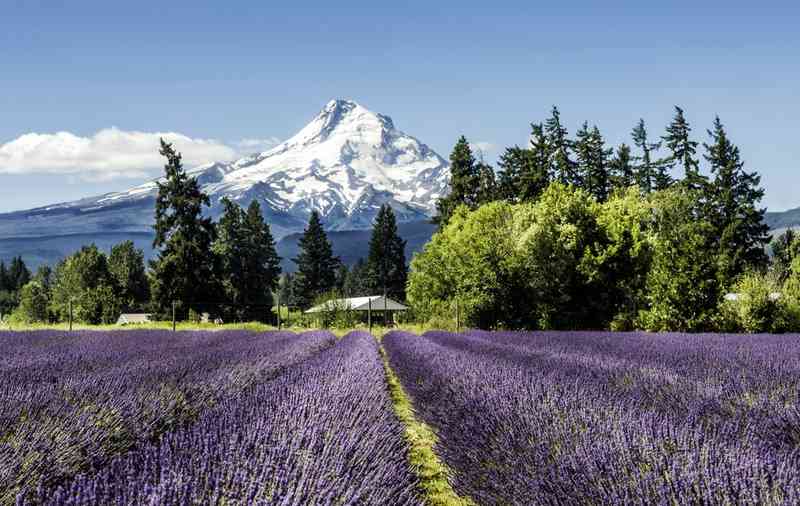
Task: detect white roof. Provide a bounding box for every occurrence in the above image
[305,296,409,313]
[117,313,152,324]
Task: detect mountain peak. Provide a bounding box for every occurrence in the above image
[0,100,450,244]
[285,99,391,148]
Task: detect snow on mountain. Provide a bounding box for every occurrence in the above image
[0,100,450,241]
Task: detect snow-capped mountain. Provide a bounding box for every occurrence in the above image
[0,99,449,242]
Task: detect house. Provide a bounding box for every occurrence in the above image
[117,313,153,325]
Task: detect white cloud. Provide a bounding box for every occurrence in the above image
[235,137,282,153]
[0,128,246,182]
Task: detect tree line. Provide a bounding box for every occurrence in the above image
[5,140,408,325]
[415,106,796,332]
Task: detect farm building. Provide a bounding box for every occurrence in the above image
[305,295,409,314]
[117,313,153,325]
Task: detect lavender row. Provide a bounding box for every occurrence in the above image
[384,330,800,505]
[1,330,334,503]
[31,331,422,505]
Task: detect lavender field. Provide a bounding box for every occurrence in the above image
[384,330,800,505]
[4,329,800,505]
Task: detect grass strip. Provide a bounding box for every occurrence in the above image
[379,345,476,506]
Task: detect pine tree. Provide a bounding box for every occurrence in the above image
[704,116,770,286]
[497,123,550,203]
[771,229,798,282]
[0,261,7,292]
[609,144,635,190]
[343,258,369,297]
[149,139,219,317]
[631,119,671,193]
[544,107,579,185]
[663,106,704,191]
[242,200,281,316]
[574,123,612,201]
[213,198,248,316]
[292,211,340,308]
[436,136,480,226]
[8,257,31,291]
[476,162,498,205]
[366,205,408,300]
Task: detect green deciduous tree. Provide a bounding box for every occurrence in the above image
[108,241,149,309]
[50,244,121,324]
[149,139,219,318]
[15,281,50,323]
[292,211,340,309]
[637,188,720,331]
[366,205,407,300]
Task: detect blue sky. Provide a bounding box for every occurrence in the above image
[1,1,798,212]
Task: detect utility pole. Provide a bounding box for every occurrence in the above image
[172,301,177,332]
[368,297,372,333]
[276,293,282,330]
[68,298,73,332]
[455,298,460,333]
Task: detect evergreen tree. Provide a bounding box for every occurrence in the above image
[0,261,7,292]
[662,106,704,190]
[108,241,149,309]
[574,123,612,201]
[292,211,340,308]
[149,139,218,317]
[436,136,480,226]
[367,205,408,300]
[7,257,31,291]
[497,123,550,202]
[242,200,281,316]
[771,229,799,282]
[213,198,249,316]
[704,117,770,285]
[631,119,671,192]
[544,107,579,185]
[476,162,498,205]
[343,258,370,297]
[609,144,635,190]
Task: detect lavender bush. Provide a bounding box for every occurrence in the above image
[0,330,334,502]
[384,330,800,505]
[31,331,421,505]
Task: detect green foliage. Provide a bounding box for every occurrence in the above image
[497,123,550,202]
[292,211,340,309]
[720,272,800,333]
[662,106,704,191]
[436,136,481,225]
[342,258,369,297]
[150,139,219,318]
[631,118,671,192]
[771,229,799,282]
[637,188,720,332]
[14,281,50,323]
[50,244,121,324]
[544,106,579,185]
[108,241,149,309]
[366,205,407,300]
[704,117,770,287]
[213,199,281,321]
[609,144,635,190]
[574,123,612,202]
